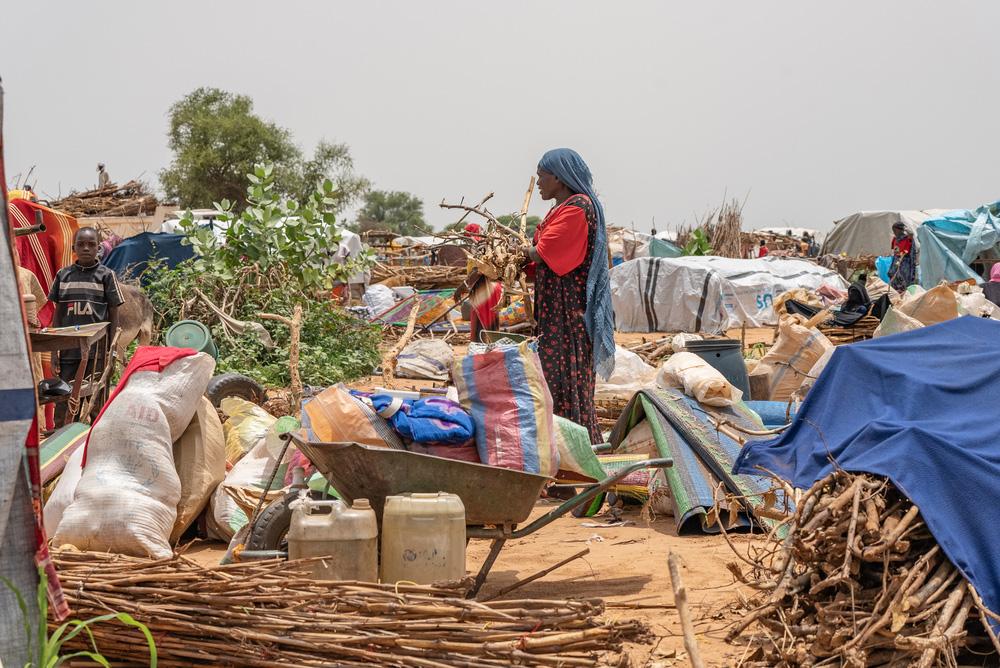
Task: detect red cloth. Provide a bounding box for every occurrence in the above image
[758,245,769,258]
[892,235,913,255]
[82,346,198,466]
[9,199,79,327]
[534,198,589,276]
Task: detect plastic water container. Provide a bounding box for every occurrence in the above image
[287,495,378,581]
[684,338,752,399]
[380,492,466,585]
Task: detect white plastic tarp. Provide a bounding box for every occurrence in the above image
[610,257,740,333]
[610,256,848,333]
[679,256,848,327]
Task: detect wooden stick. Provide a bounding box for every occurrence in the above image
[479,549,590,602]
[668,552,705,668]
[381,303,420,388]
[452,192,494,227]
[519,177,536,237]
[259,305,303,406]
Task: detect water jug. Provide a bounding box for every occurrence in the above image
[380,492,466,585]
[287,494,378,582]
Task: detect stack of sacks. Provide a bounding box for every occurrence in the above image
[749,320,833,401]
[52,349,215,558]
[873,283,969,338]
[206,398,288,542]
[657,352,743,407]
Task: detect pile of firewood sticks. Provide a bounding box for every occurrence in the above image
[726,471,999,667]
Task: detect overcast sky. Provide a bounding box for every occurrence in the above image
[2,1,998,234]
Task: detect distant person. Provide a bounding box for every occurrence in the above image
[807,233,820,257]
[843,273,871,315]
[97,163,110,188]
[49,227,125,422]
[758,239,769,258]
[888,222,916,292]
[984,264,1000,307]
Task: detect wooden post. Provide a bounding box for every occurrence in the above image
[518,177,535,238]
[668,552,705,668]
[258,305,303,407]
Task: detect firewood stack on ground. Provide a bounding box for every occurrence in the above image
[726,470,998,667]
[50,179,159,217]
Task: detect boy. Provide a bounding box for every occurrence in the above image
[49,227,125,420]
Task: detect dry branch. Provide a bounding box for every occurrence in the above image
[726,471,996,666]
[51,550,647,667]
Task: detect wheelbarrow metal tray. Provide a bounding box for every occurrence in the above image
[295,439,551,526]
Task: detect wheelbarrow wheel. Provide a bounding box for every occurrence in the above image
[205,372,266,408]
[245,490,326,552]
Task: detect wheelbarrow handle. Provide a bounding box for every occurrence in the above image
[467,457,673,540]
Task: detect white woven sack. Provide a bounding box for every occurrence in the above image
[43,444,85,536]
[53,353,215,558]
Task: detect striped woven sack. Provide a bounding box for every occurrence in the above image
[454,341,559,476]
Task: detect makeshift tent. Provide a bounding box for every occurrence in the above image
[917,201,1000,287]
[648,237,683,258]
[610,256,846,332]
[610,257,736,333]
[821,210,947,257]
[609,388,786,533]
[735,317,1000,630]
[103,231,194,282]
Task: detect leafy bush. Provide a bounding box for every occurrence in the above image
[145,263,381,387]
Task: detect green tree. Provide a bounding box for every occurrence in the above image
[356,190,430,236]
[160,87,368,211]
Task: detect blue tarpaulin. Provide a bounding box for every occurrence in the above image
[734,316,1000,623]
[103,232,194,283]
[917,201,1000,287]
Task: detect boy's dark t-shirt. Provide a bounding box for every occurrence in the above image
[48,261,125,361]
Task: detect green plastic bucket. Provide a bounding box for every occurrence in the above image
[165,319,219,360]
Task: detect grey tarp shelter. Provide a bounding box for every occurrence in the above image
[0,78,40,668]
[821,210,949,257]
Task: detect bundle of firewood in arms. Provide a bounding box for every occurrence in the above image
[439,180,536,306]
[726,470,999,667]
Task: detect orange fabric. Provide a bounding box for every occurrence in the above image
[534,200,589,276]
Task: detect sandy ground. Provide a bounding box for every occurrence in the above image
[187,328,780,665]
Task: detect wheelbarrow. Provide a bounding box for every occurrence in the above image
[242,433,672,597]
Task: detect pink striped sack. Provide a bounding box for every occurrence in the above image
[453,342,559,476]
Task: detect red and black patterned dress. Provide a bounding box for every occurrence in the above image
[532,194,601,443]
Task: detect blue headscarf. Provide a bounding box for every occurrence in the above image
[537,148,616,380]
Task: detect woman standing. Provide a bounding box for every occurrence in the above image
[523,148,615,443]
[889,222,917,292]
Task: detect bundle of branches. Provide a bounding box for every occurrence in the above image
[52,550,647,667]
[371,263,467,289]
[626,336,675,365]
[726,470,998,667]
[439,185,535,318]
[51,180,159,217]
[707,197,745,259]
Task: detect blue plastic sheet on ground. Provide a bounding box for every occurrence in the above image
[734,316,1000,627]
[103,232,194,283]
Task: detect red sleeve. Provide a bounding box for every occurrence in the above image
[534,205,588,276]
